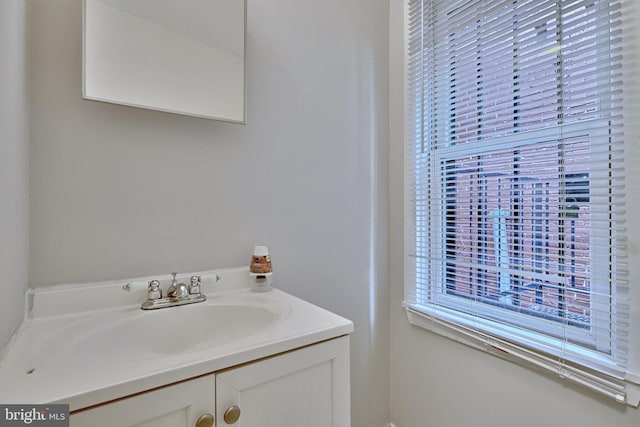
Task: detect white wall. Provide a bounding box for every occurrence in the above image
[0,0,29,348]
[28,1,389,426]
[388,0,640,426]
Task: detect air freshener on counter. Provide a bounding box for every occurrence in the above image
[249,245,273,292]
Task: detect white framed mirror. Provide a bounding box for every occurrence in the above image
[83,0,246,123]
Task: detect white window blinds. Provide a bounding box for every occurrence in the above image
[405,0,637,403]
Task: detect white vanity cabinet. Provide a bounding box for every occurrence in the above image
[0,268,354,426]
[69,374,215,427]
[70,336,350,427]
[217,335,350,427]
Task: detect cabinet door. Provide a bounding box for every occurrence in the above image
[216,336,350,427]
[70,374,215,427]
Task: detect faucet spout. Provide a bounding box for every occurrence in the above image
[166,272,190,298]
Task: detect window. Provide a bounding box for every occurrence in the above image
[404,0,638,403]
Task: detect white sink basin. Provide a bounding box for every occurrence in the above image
[35,295,292,361]
[0,266,353,411]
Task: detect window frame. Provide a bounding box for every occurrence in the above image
[402,0,640,405]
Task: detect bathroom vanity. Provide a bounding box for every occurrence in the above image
[0,267,353,427]
[70,337,348,427]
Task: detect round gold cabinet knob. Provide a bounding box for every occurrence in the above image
[195,413,214,427]
[223,405,241,424]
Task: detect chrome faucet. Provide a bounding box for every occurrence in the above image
[141,272,206,310]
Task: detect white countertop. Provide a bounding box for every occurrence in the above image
[0,267,353,411]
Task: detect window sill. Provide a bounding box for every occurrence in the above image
[404,303,640,407]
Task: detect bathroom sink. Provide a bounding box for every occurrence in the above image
[35,296,292,361]
[0,267,353,410]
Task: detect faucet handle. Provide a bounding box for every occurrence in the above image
[147,280,162,300]
[189,275,202,295]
